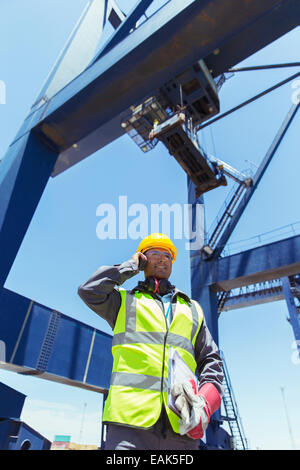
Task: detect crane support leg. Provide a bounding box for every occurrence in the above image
[282,277,300,363]
[0,132,59,287]
[188,177,223,449]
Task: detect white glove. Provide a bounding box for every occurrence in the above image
[171,381,209,436]
[171,383,191,425]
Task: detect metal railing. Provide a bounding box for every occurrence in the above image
[221,221,300,257]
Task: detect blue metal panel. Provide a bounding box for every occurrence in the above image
[203,426,232,450]
[0,420,16,449]
[85,331,113,390]
[0,287,113,393]
[12,303,52,369]
[0,132,58,288]
[14,421,51,450]
[45,314,113,389]
[0,288,33,362]
[46,314,94,381]
[0,419,51,450]
[0,382,26,420]
[196,235,300,292]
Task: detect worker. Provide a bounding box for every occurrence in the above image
[78,233,223,450]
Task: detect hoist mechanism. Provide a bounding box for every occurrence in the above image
[120,59,242,197]
[149,111,227,198]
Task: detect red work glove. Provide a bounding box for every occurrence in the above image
[187,381,221,440]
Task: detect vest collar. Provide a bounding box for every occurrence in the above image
[130,283,191,305]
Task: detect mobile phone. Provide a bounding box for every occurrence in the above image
[138,256,147,271]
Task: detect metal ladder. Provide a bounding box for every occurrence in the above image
[36,310,61,372]
[219,351,249,450]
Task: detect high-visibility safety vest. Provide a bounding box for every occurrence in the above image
[102,288,204,433]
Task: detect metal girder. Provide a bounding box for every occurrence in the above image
[204,0,300,78]
[94,0,154,60]
[220,285,284,312]
[31,0,116,110]
[0,287,113,394]
[194,235,300,293]
[6,0,299,177]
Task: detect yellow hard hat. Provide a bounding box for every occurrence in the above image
[136,233,177,263]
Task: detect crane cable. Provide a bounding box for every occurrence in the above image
[198,70,300,131]
[229,62,300,72]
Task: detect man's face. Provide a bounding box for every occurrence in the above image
[144,248,173,280]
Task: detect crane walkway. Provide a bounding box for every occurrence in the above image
[203,177,252,257]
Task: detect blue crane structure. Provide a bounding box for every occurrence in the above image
[0,0,300,450]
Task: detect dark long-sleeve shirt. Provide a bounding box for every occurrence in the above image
[78,260,224,397]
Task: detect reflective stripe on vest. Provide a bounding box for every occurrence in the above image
[102,288,204,431]
[110,371,169,392]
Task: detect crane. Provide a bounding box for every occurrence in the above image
[0,0,300,450]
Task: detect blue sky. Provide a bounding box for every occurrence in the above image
[0,0,300,449]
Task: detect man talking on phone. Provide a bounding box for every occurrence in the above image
[78,233,223,450]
